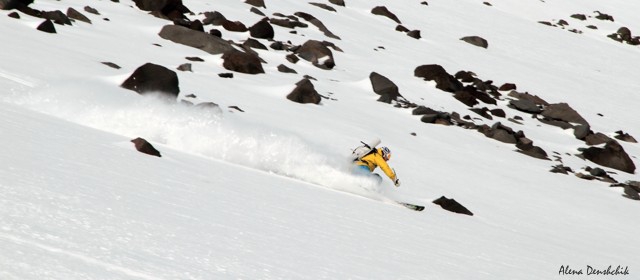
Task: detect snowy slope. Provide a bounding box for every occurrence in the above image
[1,0,640,279]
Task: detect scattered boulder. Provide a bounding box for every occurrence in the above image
[218,73,234,78]
[414,64,463,93]
[310,2,337,12]
[329,0,345,6]
[101,62,121,69]
[371,6,401,24]
[0,0,33,10]
[245,0,265,8]
[517,141,549,160]
[541,103,588,126]
[454,71,476,83]
[295,40,335,70]
[36,19,56,33]
[242,38,267,50]
[406,30,421,39]
[581,140,635,174]
[490,109,506,118]
[132,0,191,21]
[550,165,573,174]
[507,91,548,106]
[369,72,403,103]
[221,50,264,74]
[269,17,308,29]
[594,11,614,22]
[67,7,91,24]
[432,196,473,216]
[249,18,274,39]
[570,14,587,20]
[131,137,162,157]
[453,91,478,107]
[614,131,637,143]
[42,10,71,25]
[277,64,297,74]
[287,79,321,104]
[498,83,516,91]
[158,24,233,55]
[294,12,340,39]
[222,20,248,32]
[611,181,640,200]
[177,63,192,72]
[584,132,612,146]
[84,6,100,15]
[121,63,180,99]
[203,11,226,25]
[8,11,19,18]
[460,36,488,48]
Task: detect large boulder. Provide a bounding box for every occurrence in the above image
[287,79,321,104]
[221,50,264,74]
[369,72,402,103]
[371,6,401,24]
[414,64,463,93]
[131,137,162,157]
[158,25,233,55]
[294,12,340,40]
[460,36,488,48]
[581,140,636,174]
[295,40,335,70]
[249,18,274,39]
[433,196,473,216]
[541,103,588,126]
[133,0,191,21]
[121,63,180,99]
[0,0,33,10]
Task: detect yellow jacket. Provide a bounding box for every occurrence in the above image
[355,148,396,181]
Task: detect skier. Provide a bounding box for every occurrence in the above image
[354,146,401,187]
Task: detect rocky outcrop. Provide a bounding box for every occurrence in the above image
[433,196,473,216]
[287,79,321,104]
[369,72,403,103]
[414,64,462,93]
[581,140,635,174]
[221,50,264,74]
[121,63,180,99]
[131,138,162,157]
[158,25,233,55]
[295,40,335,70]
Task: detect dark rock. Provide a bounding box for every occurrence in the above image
[538,21,553,26]
[229,105,245,112]
[594,11,614,22]
[537,117,573,130]
[432,196,473,216]
[509,99,542,114]
[249,18,274,39]
[177,63,192,72]
[550,165,573,174]
[412,106,439,116]
[158,24,233,55]
[277,64,297,74]
[209,29,222,37]
[517,142,549,160]
[617,27,632,42]
[7,11,19,18]
[329,0,345,6]
[586,25,597,30]
[84,6,100,15]
[507,91,548,106]
[541,103,588,126]
[131,137,161,157]
[218,73,234,78]
[614,131,637,143]
[221,50,264,74]
[0,0,33,10]
[309,2,337,12]
[573,125,590,140]
[250,7,265,16]
[245,0,266,8]
[121,63,180,99]
[269,18,308,29]
[414,64,463,93]
[222,20,247,32]
[395,25,409,32]
[286,54,300,64]
[67,7,91,24]
[490,109,506,118]
[287,79,321,104]
[294,12,340,39]
[43,10,72,25]
[453,91,478,107]
[101,62,121,69]
[454,71,476,83]
[585,132,612,146]
[36,19,56,33]
[371,6,401,24]
[571,14,587,20]
[185,56,204,62]
[203,11,226,25]
[369,72,403,103]
[460,36,488,48]
[498,83,516,91]
[407,30,421,39]
[133,0,191,21]
[295,40,335,70]
[243,38,268,50]
[582,140,635,174]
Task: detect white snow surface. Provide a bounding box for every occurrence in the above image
[1,0,639,279]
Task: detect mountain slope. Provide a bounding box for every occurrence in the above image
[1,0,639,279]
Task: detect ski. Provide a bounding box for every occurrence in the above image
[397,202,425,211]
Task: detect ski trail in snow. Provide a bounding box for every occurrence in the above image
[0,69,37,88]
[0,233,164,280]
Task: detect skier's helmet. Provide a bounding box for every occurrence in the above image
[381,146,391,161]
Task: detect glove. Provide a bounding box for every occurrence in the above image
[394,178,401,187]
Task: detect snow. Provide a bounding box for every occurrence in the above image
[1,0,639,279]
